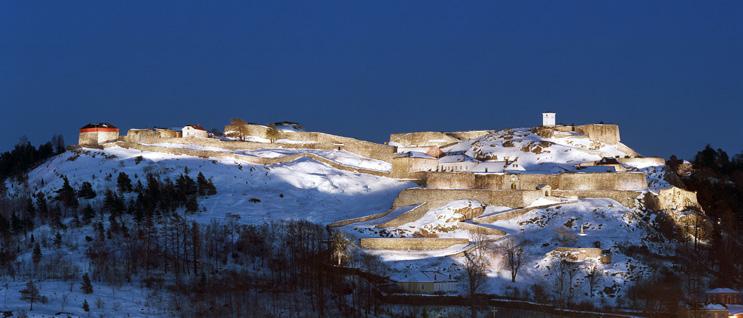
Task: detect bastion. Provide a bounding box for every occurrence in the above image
[78,123,120,147]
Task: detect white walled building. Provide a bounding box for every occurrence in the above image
[542,112,556,127]
[79,123,120,146]
[182,125,209,139]
[437,154,477,172]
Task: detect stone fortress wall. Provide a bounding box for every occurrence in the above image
[79,131,120,146]
[425,171,648,192]
[224,123,396,162]
[645,187,701,212]
[390,124,620,149]
[389,131,461,147]
[359,237,469,250]
[391,157,438,179]
[552,123,621,145]
[125,128,181,144]
[392,188,547,209]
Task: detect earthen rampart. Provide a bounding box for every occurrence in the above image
[472,203,563,223]
[111,142,390,177]
[376,203,431,228]
[123,132,395,163]
[327,207,398,228]
[224,123,396,161]
[456,222,507,236]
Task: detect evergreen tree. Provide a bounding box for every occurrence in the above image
[82,204,95,224]
[82,299,90,312]
[24,197,35,219]
[191,222,201,274]
[81,273,93,294]
[10,213,23,235]
[35,192,48,220]
[32,243,41,266]
[144,174,160,213]
[176,174,198,198]
[117,172,133,193]
[185,196,199,213]
[19,280,42,311]
[195,172,217,196]
[48,205,62,228]
[0,214,9,238]
[206,178,217,195]
[77,181,96,199]
[56,176,78,208]
[53,232,62,248]
[103,190,125,215]
[95,222,105,241]
[51,134,65,154]
[0,137,62,180]
[134,180,144,193]
[197,172,209,196]
[24,218,34,235]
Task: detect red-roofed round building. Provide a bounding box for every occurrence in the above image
[79,123,120,146]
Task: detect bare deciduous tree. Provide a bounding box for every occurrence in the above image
[229,118,249,141]
[464,229,489,318]
[503,239,524,283]
[266,127,280,143]
[553,254,578,306]
[585,263,600,298]
[330,231,350,266]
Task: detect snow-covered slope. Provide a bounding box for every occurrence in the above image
[443,128,636,173]
[9,146,412,225]
[364,198,675,305]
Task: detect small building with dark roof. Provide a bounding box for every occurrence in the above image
[79,123,120,146]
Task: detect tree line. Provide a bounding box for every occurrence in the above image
[0,135,65,181]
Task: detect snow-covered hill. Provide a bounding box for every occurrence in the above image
[0,133,688,315]
[353,197,677,306]
[8,146,412,225]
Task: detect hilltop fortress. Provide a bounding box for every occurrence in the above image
[73,114,705,298]
[76,113,698,215]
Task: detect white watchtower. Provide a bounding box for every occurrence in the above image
[542,112,556,127]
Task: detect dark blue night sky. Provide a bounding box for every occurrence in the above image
[1,1,741,158]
